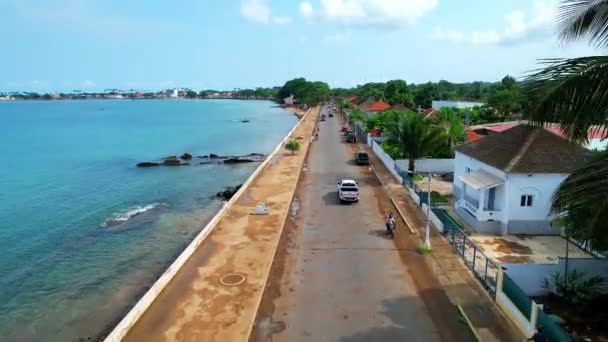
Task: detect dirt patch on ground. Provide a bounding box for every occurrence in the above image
[484,238,533,255]
[496,255,532,263]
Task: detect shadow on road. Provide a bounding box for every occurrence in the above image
[368,229,392,240]
[322,191,343,206]
[338,296,446,342]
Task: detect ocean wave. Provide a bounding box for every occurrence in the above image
[101,203,168,227]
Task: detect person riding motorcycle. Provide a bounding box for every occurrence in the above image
[386,212,396,237]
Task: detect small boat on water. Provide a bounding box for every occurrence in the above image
[241,119,250,123]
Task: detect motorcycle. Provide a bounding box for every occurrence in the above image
[385,219,396,238]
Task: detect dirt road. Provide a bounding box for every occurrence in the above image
[252,108,462,341]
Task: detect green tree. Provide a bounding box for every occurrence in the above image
[185,90,198,98]
[285,139,301,154]
[413,82,438,109]
[278,78,308,100]
[522,0,608,252]
[355,82,386,102]
[486,87,521,121]
[347,108,366,128]
[384,111,447,174]
[384,80,414,107]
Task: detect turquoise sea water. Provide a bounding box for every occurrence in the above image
[0,99,297,341]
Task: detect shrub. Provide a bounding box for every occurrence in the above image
[542,270,605,305]
[285,139,300,154]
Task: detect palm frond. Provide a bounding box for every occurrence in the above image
[557,0,608,48]
[522,56,608,141]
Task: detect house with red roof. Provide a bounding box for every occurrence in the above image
[454,124,587,235]
[363,99,391,116]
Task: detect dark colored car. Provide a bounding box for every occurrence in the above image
[328,112,334,117]
[346,132,356,143]
[354,151,369,165]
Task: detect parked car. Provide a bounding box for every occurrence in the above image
[354,151,369,165]
[346,132,356,143]
[328,112,334,117]
[337,179,359,203]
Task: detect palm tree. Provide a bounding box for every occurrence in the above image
[384,111,446,174]
[522,0,608,251]
[435,108,466,147]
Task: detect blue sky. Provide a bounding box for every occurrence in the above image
[0,0,601,92]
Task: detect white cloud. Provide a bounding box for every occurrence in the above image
[241,0,292,24]
[432,0,556,46]
[298,0,438,28]
[323,31,351,43]
[300,1,314,19]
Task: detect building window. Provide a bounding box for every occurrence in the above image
[520,195,533,207]
[465,167,471,173]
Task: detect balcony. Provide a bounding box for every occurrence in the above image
[456,199,502,222]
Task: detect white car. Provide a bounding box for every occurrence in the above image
[337,179,359,203]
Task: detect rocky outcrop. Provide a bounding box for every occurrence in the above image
[216,184,243,200]
[137,153,265,167]
[137,162,160,167]
[163,158,189,166]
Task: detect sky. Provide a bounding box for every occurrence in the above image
[0,0,603,92]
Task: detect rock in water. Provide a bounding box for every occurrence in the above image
[209,153,220,159]
[163,158,188,166]
[180,153,193,160]
[217,184,243,200]
[137,162,160,167]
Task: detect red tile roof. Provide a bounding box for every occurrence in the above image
[364,100,391,112]
[346,95,358,103]
[466,130,483,142]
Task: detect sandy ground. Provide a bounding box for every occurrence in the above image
[282,106,307,119]
[122,107,319,342]
[251,109,475,342]
[416,175,454,197]
[470,235,593,264]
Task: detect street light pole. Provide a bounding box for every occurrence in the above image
[424,171,432,249]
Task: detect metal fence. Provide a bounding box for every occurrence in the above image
[448,227,500,294]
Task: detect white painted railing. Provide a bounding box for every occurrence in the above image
[456,199,478,215]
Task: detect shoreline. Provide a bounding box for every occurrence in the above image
[103,107,312,341]
[282,105,307,118]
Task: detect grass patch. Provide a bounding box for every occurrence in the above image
[411,174,424,183]
[430,191,449,204]
[417,244,432,254]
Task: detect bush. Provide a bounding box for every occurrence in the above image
[285,139,301,154]
[542,270,605,305]
[417,244,432,254]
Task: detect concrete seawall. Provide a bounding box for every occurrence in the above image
[104,108,314,342]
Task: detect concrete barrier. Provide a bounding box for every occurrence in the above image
[104,108,312,342]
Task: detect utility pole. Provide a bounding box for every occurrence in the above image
[424,171,432,249]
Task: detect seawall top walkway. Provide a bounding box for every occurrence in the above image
[119,107,319,341]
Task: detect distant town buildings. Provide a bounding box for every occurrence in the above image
[0,95,15,101]
[165,88,179,98]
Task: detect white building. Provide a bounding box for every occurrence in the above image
[453,125,587,235]
[165,88,179,98]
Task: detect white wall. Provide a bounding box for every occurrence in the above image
[505,174,567,223]
[371,140,402,183]
[504,258,608,296]
[432,100,484,109]
[395,159,454,174]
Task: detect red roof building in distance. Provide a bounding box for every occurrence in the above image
[364,99,391,112]
[345,95,358,103]
[466,130,483,143]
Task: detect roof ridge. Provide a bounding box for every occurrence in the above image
[504,127,539,173]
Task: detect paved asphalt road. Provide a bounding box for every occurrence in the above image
[255,106,442,341]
